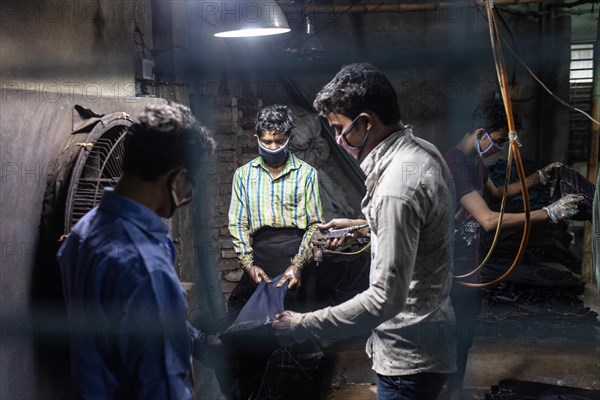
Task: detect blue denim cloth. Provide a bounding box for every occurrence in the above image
[376,372,447,400]
[219,274,324,400]
[552,165,596,221]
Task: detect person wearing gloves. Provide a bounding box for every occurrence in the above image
[274,63,457,400]
[224,104,324,399]
[440,98,582,400]
[227,104,323,312]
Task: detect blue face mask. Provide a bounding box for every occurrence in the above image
[477,130,505,158]
[257,137,290,166]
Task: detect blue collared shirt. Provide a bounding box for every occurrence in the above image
[57,188,193,399]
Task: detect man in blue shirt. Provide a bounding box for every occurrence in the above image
[57,103,216,399]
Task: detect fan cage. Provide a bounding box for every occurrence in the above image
[65,125,128,231]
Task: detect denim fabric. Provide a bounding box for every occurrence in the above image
[376,372,447,400]
[219,228,324,399]
[219,276,324,399]
[221,274,287,350]
[552,165,596,221]
[228,228,315,318]
[447,290,483,393]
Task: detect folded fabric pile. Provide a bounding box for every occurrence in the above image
[478,260,598,340]
[485,379,600,399]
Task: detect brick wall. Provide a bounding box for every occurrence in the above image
[212,96,264,301]
[209,96,366,306]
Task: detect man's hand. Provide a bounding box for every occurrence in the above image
[276,264,302,289]
[273,310,304,346]
[538,162,562,185]
[316,218,365,231]
[191,327,222,363]
[243,265,272,285]
[316,218,368,249]
[543,194,583,223]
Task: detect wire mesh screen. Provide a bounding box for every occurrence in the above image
[65,126,128,231]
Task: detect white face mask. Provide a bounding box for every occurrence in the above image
[170,188,193,208]
[477,130,505,158]
[167,171,194,216]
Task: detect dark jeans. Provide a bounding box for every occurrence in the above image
[447,288,483,393]
[376,372,447,400]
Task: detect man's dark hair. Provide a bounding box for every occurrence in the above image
[313,63,401,125]
[122,103,215,181]
[255,104,295,136]
[472,96,522,133]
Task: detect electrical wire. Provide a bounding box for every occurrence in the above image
[456,0,532,288]
[502,38,600,125]
[290,0,365,49]
[476,4,600,126]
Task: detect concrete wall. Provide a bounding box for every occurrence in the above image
[0,91,165,399]
[0,1,156,398]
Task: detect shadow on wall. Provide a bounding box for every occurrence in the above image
[0,90,164,399]
[30,110,135,399]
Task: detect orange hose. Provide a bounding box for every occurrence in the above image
[456,0,531,288]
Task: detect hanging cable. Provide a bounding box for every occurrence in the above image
[477,5,600,125]
[456,0,532,288]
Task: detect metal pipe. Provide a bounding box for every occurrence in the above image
[582,16,599,285]
[286,0,550,14]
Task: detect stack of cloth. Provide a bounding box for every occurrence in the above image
[485,379,600,399]
[479,259,598,340]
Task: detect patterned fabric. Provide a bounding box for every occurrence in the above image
[228,153,323,267]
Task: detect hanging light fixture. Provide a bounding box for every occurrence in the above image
[214,1,290,38]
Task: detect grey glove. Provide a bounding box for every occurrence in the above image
[543,194,583,223]
[538,162,563,185]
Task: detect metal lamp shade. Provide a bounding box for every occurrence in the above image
[214,1,290,38]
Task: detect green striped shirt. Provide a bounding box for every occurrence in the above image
[228,153,323,268]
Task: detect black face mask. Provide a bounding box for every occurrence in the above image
[257,137,290,166]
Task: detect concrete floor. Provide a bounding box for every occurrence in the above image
[196,284,599,399]
[326,284,600,399]
[326,335,599,399]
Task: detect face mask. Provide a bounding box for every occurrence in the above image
[167,171,194,216]
[336,115,370,160]
[170,189,193,208]
[477,130,505,158]
[257,137,290,166]
[336,134,360,159]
